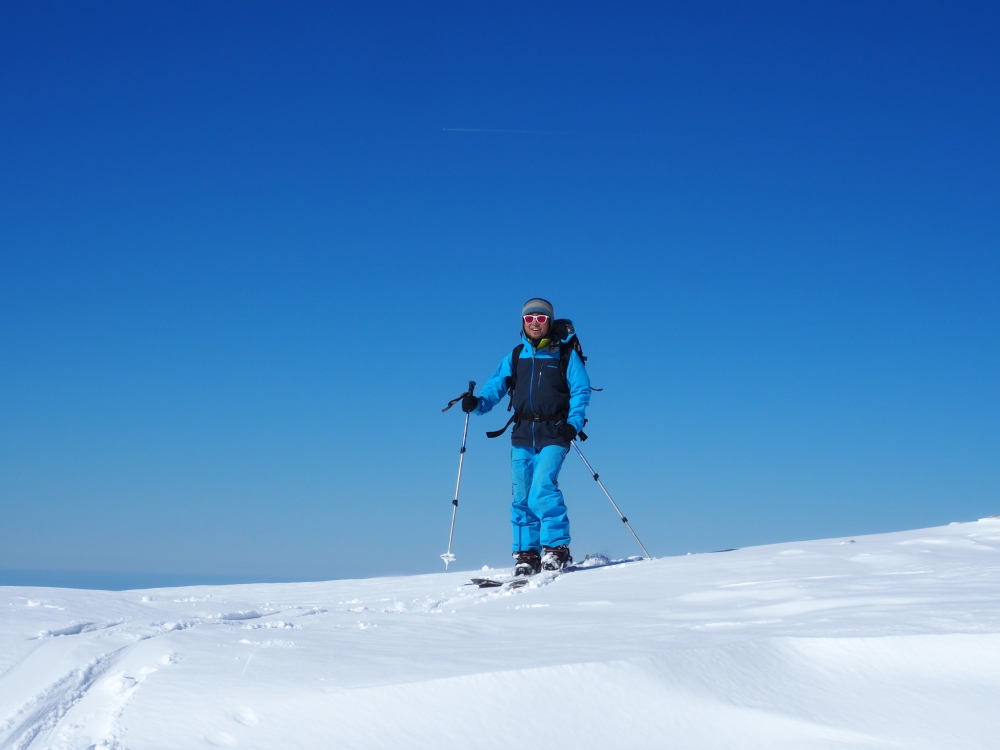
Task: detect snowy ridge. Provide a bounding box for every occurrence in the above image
[1,519,999,748]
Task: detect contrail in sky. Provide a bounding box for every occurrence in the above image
[443,128,591,135]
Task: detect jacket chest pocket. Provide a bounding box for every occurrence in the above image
[536,362,564,390]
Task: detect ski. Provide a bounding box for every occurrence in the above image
[469,570,559,589]
[467,554,642,589]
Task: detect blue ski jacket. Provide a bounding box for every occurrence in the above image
[475,328,591,449]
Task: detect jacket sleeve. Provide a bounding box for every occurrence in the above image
[565,349,591,432]
[474,352,514,416]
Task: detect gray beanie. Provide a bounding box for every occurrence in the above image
[521,298,554,318]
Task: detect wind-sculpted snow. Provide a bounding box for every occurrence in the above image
[210,611,263,622]
[1,520,999,748]
[34,619,125,639]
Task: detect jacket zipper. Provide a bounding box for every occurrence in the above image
[529,349,536,449]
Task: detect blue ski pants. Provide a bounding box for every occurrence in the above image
[510,444,571,552]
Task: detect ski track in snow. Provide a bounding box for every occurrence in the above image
[1,519,999,748]
[0,649,124,750]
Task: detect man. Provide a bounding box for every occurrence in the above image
[461,298,591,575]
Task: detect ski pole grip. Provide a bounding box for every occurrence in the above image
[468,381,476,396]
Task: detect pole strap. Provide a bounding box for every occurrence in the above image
[442,388,474,412]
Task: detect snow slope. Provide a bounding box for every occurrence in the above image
[2,519,1000,749]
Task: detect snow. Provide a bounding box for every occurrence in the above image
[2,519,1000,749]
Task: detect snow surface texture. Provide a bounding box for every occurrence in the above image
[2,520,1000,749]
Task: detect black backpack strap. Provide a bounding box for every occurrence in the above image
[558,334,585,380]
[486,413,518,439]
[487,410,567,439]
[487,344,525,438]
[560,338,602,392]
[505,344,524,412]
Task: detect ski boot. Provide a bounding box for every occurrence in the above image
[513,549,541,577]
[541,545,572,571]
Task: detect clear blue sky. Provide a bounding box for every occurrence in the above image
[2,1,997,588]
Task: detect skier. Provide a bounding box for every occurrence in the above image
[461,298,591,575]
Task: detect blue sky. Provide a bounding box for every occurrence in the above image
[2,1,997,588]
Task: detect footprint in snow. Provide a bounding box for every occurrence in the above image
[233,707,259,726]
[103,672,138,695]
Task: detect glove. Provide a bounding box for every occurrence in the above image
[461,393,479,413]
[560,423,577,442]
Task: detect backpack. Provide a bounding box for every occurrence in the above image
[485,319,597,440]
[506,318,586,397]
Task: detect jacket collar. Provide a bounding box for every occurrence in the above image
[521,329,574,351]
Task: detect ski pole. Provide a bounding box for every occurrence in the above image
[571,441,651,559]
[440,381,475,568]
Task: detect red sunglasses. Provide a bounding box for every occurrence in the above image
[523,314,549,324]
